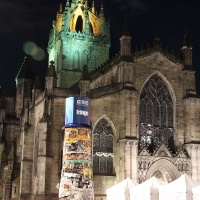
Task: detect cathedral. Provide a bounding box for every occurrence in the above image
[0,0,200,199]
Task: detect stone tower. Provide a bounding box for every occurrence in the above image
[47,0,110,88]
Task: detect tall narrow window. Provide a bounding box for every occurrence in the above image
[83,51,88,66]
[91,54,96,71]
[139,75,174,152]
[93,118,114,175]
[73,51,79,69]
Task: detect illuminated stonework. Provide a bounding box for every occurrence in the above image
[48,0,110,88]
[56,5,63,32]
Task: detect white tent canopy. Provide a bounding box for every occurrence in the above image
[159,174,200,200]
[130,176,166,200]
[192,185,200,200]
[106,178,138,200]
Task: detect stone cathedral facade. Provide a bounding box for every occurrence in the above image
[0,0,200,199]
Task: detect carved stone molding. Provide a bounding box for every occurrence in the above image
[188,144,200,149]
[124,89,138,97]
[125,140,138,146]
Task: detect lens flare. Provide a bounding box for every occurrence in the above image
[23,41,45,61]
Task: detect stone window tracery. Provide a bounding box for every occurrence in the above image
[93,118,114,175]
[139,75,174,152]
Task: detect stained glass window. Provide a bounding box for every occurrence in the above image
[139,75,174,152]
[93,118,114,175]
[93,155,99,174]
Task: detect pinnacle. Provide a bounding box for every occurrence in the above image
[80,65,90,80]
[183,32,192,47]
[122,21,131,37]
[46,61,57,78]
[33,76,42,90]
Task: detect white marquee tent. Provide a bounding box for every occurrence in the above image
[106,178,138,200]
[130,176,166,200]
[159,174,200,200]
[192,185,200,200]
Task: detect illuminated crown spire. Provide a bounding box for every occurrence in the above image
[92,1,95,13]
[85,0,88,9]
[59,4,63,14]
[99,4,104,16]
[99,4,106,34]
[48,0,110,87]
[66,0,69,7]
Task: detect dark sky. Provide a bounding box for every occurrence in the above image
[0,0,199,93]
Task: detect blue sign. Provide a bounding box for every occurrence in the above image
[65,97,91,127]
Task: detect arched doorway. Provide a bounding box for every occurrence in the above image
[146,159,180,183]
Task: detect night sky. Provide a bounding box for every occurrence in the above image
[0,0,199,93]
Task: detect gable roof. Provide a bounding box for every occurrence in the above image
[153,143,173,158]
[133,37,194,70]
[139,147,151,156]
[176,149,188,158]
[16,57,35,80]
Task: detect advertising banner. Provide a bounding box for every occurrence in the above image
[59,126,94,200]
[65,97,91,127]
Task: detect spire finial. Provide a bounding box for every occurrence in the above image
[99,4,104,18]
[92,0,95,13]
[85,0,88,7]
[66,0,69,7]
[183,31,191,47]
[59,4,63,13]
[122,20,131,37]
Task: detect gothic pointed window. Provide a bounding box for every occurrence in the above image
[83,51,88,66]
[73,51,79,69]
[93,118,114,175]
[139,75,174,152]
[91,54,96,71]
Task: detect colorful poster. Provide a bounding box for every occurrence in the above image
[65,97,91,127]
[59,126,94,199]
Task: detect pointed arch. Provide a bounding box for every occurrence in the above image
[70,7,85,31]
[83,51,88,66]
[146,159,180,182]
[139,72,175,152]
[75,15,83,32]
[93,115,115,175]
[139,71,176,103]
